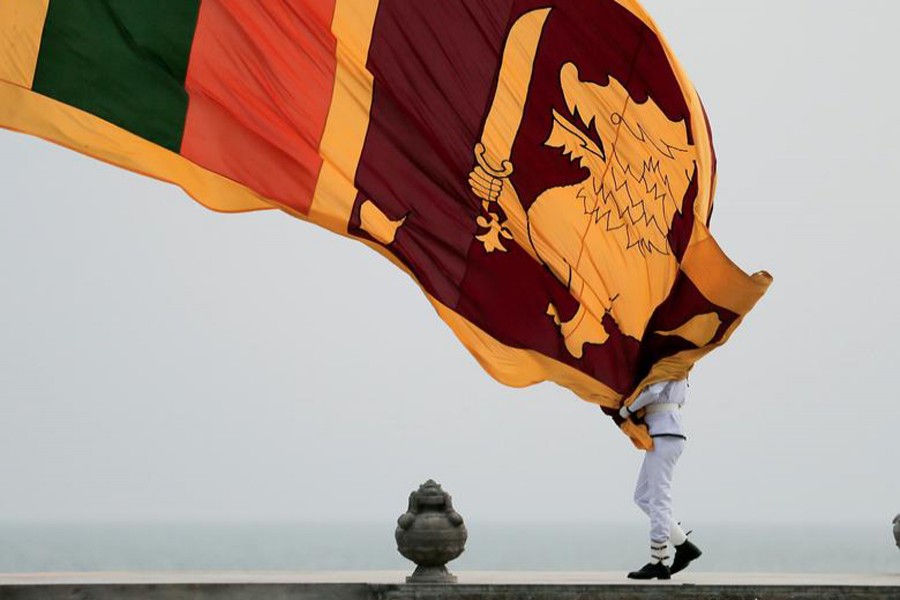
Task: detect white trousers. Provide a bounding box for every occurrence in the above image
[634,436,685,544]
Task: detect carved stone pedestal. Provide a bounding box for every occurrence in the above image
[395,480,467,584]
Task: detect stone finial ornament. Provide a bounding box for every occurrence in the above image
[396,479,468,583]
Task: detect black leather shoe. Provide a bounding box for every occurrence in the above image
[627,562,671,580]
[671,539,702,574]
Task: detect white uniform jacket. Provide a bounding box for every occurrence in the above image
[628,379,687,439]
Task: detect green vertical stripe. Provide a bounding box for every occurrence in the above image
[32,0,201,152]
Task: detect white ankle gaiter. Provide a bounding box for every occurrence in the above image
[650,541,670,565]
[670,522,687,547]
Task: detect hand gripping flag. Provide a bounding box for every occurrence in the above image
[0,0,770,448]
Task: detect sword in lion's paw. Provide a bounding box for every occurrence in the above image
[470,142,512,211]
[469,143,514,252]
[468,7,551,256]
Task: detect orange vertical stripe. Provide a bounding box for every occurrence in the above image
[182,0,338,214]
[308,0,379,234]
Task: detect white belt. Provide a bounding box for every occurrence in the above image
[644,403,680,415]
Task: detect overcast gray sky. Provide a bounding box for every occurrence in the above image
[0,1,897,527]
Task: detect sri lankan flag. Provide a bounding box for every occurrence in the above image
[0,0,771,448]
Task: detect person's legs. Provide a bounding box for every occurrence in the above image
[645,436,684,545]
[628,436,684,579]
[638,437,702,575]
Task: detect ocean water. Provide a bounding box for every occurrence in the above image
[0,521,896,574]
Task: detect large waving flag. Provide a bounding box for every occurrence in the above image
[0,0,770,448]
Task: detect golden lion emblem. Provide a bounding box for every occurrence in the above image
[469,9,698,358]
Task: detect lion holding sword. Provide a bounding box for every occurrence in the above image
[468,8,699,358]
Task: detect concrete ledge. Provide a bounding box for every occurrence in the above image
[0,572,898,600]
